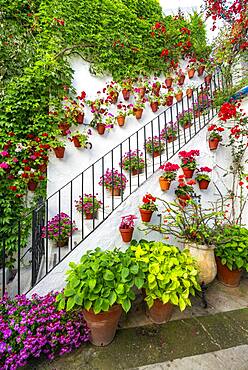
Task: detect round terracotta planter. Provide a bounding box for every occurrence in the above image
[198,179,210,190]
[178,75,185,85]
[83,305,122,346]
[107,188,121,196]
[56,238,69,248]
[152,151,162,158]
[209,138,220,150]
[166,96,173,106]
[72,137,81,147]
[111,93,119,104]
[150,102,159,113]
[152,86,160,96]
[186,88,193,99]
[197,66,205,76]
[204,75,212,85]
[134,108,143,120]
[97,123,106,135]
[167,135,177,143]
[165,78,173,88]
[53,147,65,159]
[131,168,144,176]
[139,209,153,222]
[139,87,146,98]
[182,168,194,178]
[122,89,131,101]
[117,115,125,127]
[177,194,190,207]
[76,113,84,124]
[159,177,171,191]
[119,227,134,243]
[188,68,195,79]
[182,122,192,129]
[84,212,98,220]
[175,93,183,102]
[146,300,173,324]
[216,257,242,287]
[27,180,38,191]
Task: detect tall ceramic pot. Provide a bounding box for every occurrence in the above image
[185,242,217,285]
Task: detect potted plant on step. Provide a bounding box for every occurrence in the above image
[121,79,133,101]
[116,103,128,127]
[145,136,165,158]
[121,149,145,176]
[160,122,178,143]
[42,212,77,248]
[179,149,200,178]
[148,93,160,113]
[133,97,146,120]
[119,215,137,243]
[75,194,102,219]
[56,248,145,346]
[175,175,195,206]
[174,87,183,103]
[50,138,66,159]
[207,124,224,150]
[69,130,92,149]
[139,193,158,222]
[195,167,212,190]
[176,109,193,129]
[128,240,201,323]
[99,168,128,196]
[215,225,248,287]
[159,162,180,191]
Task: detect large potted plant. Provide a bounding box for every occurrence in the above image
[179,149,200,178]
[145,136,165,158]
[99,168,128,196]
[119,215,137,243]
[215,225,248,287]
[195,167,212,190]
[121,149,145,176]
[139,193,158,222]
[42,212,78,248]
[207,124,224,150]
[176,109,193,129]
[159,162,180,191]
[129,240,201,323]
[75,194,102,219]
[56,248,144,346]
[160,122,178,143]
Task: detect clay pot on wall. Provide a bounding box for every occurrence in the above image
[175,92,183,102]
[186,88,193,99]
[56,238,69,248]
[159,177,171,191]
[198,66,205,76]
[134,108,143,120]
[76,113,84,124]
[165,96,174,106]
[188,69,195,79]
[150,102,159,113]
[53,147,65,159]
[182,168,194,178]
[165,77,173,88]
[97,123,106,135]
[119,227,134,243]
[208,138,220,150]
[117,116,125,127]
[198,179,210,190]
[72,137,81,147]
[139,209,153,222]
[122,89,131,101]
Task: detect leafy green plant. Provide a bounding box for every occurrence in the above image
[56,248,145,313]
[128,240,201,311]
[215,225,248,271]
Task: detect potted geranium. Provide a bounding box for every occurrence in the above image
[186,58,197,79]
[215,225,248,287]
[148,93,160,113]
[121,79,133,101]
[88,96,110,135]
[160,122,178,143]
[136,77,149,97]
[179,149,200,178]
[175,176,195,206]
[99,168,128,196]
[195,167,212,190]
[207,124,224,150]
[176,69,185,86]
[19,168,45,192]
[164,73,173,88]
[159,162,180,191]
[133,97,146,120]
[176,109,193,129]
[145,136,165,158]
[75,194,102,219]
[42,212,77,248]
[139,193,158,222]
[186,84,194,99]
[104,81,120,104]
[116,103,128,127]
[121,149,145,175]
[174,87,183,103]
[197,58,205,76]
[56,248,144,346]
[64,91,86,124]
[50,138,66,159]
[162,90,174,106]
[129,240,201,323]
[151,79,161,96]
[68,130,92,149]
[119,215,137,243]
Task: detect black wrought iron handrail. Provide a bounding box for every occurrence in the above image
[1,71,229,297]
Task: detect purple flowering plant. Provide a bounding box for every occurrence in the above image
[0,293,89,370]
[75,194,102,216]
[41,212,78,242]
[145,136,165,154]
[176,109,193,128]
[119,215,137,229]
[99,168,128,191]
[160,122,178,141]
[121,150,145,172]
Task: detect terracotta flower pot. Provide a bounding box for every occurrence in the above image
[188,68,195,79]
[152,151,161,158]
[146,300,173,324]
[198,179,210,190]
[139,209,153,222]
[84,212,98,220]
[76,113,84,124]
[27,180,38,192]
[186,88,193,99]
[97,123,106,135]
[117,115,125,127]
[159,177,171,191]
[119,227,134,243]
[131,168,144,176]
[165,96,173,106]
[83,305,122,346]
[165,77,173,88]
[134,108,143,120]
[56,238,69,248]
[139,87,146,98]
[152,86,160,96]
[122,89,131,101]
[182,167,194,178]
[204,75,212,85]
[175,92,183,102]
[216,257,242,287]
[197,66,205,76]
[73,137,81,147]
[107,188,121,196]
[167,135,177,143]
[53,147,65,159]
[182,122,192,129]
[209,138,220,150]
[177,194,190,207]
[58,122,70,136]
[111,93,119,104]
[150,102,159,113]
[178,75,185,86]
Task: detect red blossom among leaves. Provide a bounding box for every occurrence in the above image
[218,102,237,121]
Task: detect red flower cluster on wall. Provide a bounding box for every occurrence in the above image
[218,102,237,121]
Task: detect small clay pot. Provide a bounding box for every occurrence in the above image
[27,180,38,192]
[119,227,134,243]
[76,113,84,124]
[150,101,159,113]
[178,75,185,86]
[216,257,242,287]
[188,68,195,79]
[204,75,212,85]
[165,77,173,88]
[131,168,144,176]
[167,135,177,143]
[117,115,125,127]
[58,122,70,136]
[108,188,121,196]
[159,177,171,191]
[182,167,194,178]
[209,138,220,150]
[152,151,161,158]
[146,300,173,324]
[139,87,146,98]
[175,92,183,102]
[165,96,173,106]
[182,122,192,129]
[198,179,210,190]
[83,305,122,346]
[73,137,81,147]
[134,108,143,120]
[186,88,193,99]
[53,147,65,159]
[56,238,69,248]
[198,66,205,76]
[139,209,153,222]
[84,212,98,220]
[122,89,131,101]
[97,123,106,135]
